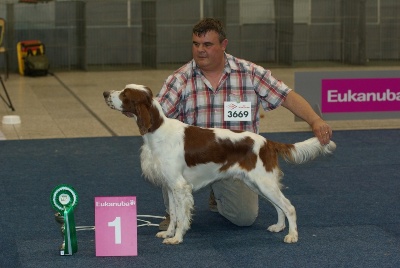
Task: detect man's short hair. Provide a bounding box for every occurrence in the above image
[192,18,226,42]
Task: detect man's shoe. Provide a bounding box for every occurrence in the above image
[209,190,218,212]
[158,214,170,231]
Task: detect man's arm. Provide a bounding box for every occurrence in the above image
[282,91,332,145]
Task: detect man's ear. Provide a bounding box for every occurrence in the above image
[221,39,228,51]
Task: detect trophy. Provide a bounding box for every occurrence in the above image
[50,184,79,256]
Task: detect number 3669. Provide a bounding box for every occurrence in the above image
[227,111,249,118]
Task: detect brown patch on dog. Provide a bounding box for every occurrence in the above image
[184,126,257,172]
[259,140,295,171]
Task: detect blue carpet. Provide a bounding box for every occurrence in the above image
[0,129,399,268]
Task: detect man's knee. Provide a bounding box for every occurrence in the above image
[215,193,259,226]
[212,179,259,226]
[229,207,258,226]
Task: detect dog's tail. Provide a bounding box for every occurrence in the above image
[273,137,336,164]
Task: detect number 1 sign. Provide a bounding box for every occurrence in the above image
[95,196,137,256]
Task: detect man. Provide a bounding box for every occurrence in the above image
[156,18,332,230]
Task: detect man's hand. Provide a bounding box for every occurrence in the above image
[282,91,332,145]
[310,118,332,145]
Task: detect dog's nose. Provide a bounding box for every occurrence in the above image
[103,91,110,98]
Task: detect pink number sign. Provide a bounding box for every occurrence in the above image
[95,196,137,256]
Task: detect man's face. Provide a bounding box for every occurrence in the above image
[192,30,228,71]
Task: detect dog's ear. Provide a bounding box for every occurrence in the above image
[136,102,152,135]
[124,88,153,135]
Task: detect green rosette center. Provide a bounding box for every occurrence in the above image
[50,184,78,213]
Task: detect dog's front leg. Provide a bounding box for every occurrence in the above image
[162,181,194,245]
[156,189,176,239]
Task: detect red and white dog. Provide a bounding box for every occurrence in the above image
[103,84,336,245]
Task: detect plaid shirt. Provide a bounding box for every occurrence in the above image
[156,53,291,133]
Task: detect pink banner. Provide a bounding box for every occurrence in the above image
[321,78,400,113]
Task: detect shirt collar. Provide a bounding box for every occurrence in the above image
[192,53,238,75]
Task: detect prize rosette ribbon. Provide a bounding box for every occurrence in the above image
[50,184,79,255]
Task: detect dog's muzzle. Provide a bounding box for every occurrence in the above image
[103,91,111,98]
[103,91,116,109]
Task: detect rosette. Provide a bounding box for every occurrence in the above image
[50,184,79,255]
[50,184,79,213]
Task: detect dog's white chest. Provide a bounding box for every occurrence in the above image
[140,144,165,186]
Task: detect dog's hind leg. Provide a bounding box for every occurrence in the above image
[162,179,194,245]
[265,190,297,243]
[267,203,286,233]
[245,173,298,243]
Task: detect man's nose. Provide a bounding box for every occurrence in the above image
[197,44,205,51]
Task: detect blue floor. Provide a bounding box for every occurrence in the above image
[1,129,399,268]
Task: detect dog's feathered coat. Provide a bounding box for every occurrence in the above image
[103,84,336,245]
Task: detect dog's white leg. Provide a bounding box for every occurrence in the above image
[267,203,286,233]
[156,189,176,239]
[280,196,298,243]
[268,192,298,243]
[162,180,193,245]
[247,173,298,243]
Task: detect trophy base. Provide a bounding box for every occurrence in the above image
[60,250,73,256]
[59,242,72,256]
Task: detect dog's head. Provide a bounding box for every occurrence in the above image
[103,84,154,135]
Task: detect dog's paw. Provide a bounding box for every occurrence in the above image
[267,223,286,233]
[283,234,298,243]
[156,231,169,239]
[162,237,183,245]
